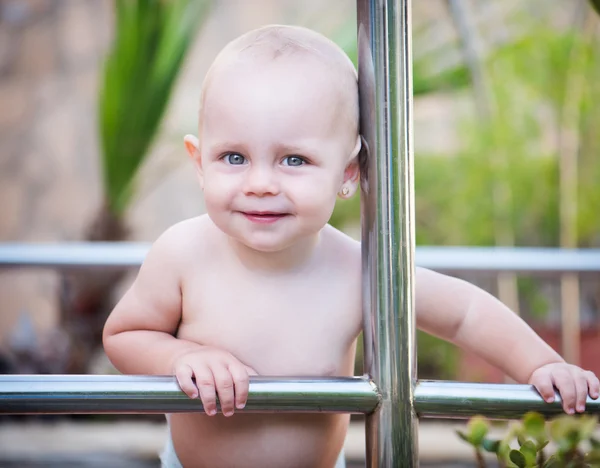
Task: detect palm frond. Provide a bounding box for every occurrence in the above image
[99,0,211,215]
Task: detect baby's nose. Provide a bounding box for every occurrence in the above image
[243,166,280,196]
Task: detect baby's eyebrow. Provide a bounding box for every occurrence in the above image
[208,141,322,157]
[208,141,247,154]
[276,145,314,156]
[274,141,323,156]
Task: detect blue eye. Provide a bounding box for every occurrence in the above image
[224,153,246,165]
[283,156,305,167]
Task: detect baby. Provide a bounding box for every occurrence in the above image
[103,25,599,468]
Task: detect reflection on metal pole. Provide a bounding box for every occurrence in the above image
[357,0,417,466]
[0,375,380,415]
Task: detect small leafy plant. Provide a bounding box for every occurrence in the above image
[457,413,600,467]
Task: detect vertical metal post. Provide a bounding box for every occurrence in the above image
[357,0,417,466]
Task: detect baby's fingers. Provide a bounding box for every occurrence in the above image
[175,364,199,399]
[229,363,251,410]
[586,370,600,400]
[574,372,589,413]
[552,370,577,414]
[531,368,556,403]
[212,365,235,417]
[194,366,218,416]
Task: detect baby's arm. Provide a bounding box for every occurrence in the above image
[416,267,599,413]
[103,224,252,416]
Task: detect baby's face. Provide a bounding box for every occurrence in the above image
[195,57,358,252]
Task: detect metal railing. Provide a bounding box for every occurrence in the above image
[2,375,595,421]
[1,1,600,467]
[1,243,599,274]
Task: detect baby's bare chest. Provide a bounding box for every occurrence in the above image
[178,268,360,376]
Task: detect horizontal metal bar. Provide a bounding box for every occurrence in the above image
[2,376,597,420]
[415,380,600,419]
[0,243,148,269]
[417,247,600,275]
[0,375,380,415]
[0,243,598,273]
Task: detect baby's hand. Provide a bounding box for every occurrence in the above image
[173,347,257,417]
[529,362,600,414]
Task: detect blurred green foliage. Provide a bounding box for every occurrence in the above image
[334,25,600,379]
[99,0,211,216]
[338,24,472,98]
[458,412,600,467]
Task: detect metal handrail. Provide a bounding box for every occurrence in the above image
[0,375,380,415]
[0,243,598,273]
[2,375,597,420]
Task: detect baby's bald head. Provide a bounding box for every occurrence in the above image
[198,25,359,150]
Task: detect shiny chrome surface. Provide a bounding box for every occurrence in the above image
[0,375,380,415]
[415,381,600,419]
[0,243,598,274]
[358,0,418,466]
[0,242,147,269]
[4,375,600,421]
[416,247,600,275]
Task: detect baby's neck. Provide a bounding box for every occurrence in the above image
[226,233,322,274]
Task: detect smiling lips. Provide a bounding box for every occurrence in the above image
[242,211,289,224]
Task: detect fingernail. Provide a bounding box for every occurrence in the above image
[568,408,575,415]
[191,392,198,399]
[547,397,554,403]
[578,405,585,412]
[224,411,233,417]
[237,403,245,409]
[208,409,217,416]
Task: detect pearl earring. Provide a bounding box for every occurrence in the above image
[341,186,349,196]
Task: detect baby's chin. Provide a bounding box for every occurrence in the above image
[231,229,322,256]
[234,234,300,254]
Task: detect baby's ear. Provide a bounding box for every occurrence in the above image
[184,135,204,188]
[339,136,362,199]
[344,135,362,183]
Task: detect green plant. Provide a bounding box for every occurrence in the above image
[457,412,600,467]
[100,0,211,215]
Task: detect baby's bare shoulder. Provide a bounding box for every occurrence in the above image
[157,215,211,246]
[322,224,361,271]
[148,215,214,265]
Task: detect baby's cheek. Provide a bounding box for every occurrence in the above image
[304,191,337,223]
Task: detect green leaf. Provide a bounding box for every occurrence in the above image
[510,449,527,468]
[467,416,490,446]
[495,439,512,464]
[99,0,212,216]
[555,427,580,454]
[523,412,546,439]
[520,440,537,466]
[517,433,528,447]
[549,415,573,441]
[579,415,598,439]
[482,438,501,453]
[543,456,561,468]
[456,430,471,444]
[537,440,550,451]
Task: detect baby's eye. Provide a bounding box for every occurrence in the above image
[223,153,247,165]
[282,156,305,167]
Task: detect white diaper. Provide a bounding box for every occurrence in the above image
[160,430,184,468]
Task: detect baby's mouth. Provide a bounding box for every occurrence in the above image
[241,211,289,224]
